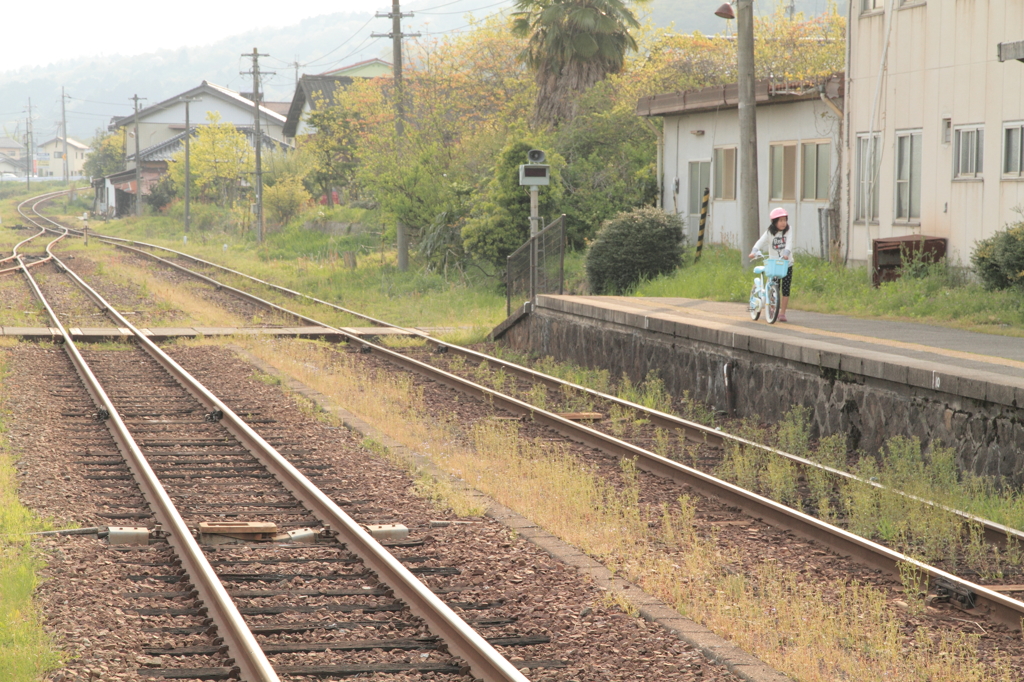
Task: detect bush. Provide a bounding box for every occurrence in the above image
[585,207,685,294]
[971,221,1024,290]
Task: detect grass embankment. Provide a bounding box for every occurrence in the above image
[83,209,511,342]
[636,244,1024,336]
[0,342,61,680]
[231,336,1014,682]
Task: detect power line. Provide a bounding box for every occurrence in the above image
[302,16,377,68]
[313,36,384,73]
[417,0,509,15]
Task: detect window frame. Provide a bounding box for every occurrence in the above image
[713,146,736,201]
[801,140,831,201]
[894,129,923,223]
[861,0,884,13]
[855,132,881,223]
[769,142,797,202]
[953,124,984,180]
[1002,121,1024,179]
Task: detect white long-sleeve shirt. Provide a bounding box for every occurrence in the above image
[751,227,793,261]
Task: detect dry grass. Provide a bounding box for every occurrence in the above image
[229,336,1016,682]
[100,257,248,328]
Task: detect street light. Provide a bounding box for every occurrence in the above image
[715,0,759,270]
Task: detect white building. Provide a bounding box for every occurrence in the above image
[638,75,844,257]
[108,81,290,160]
[845,1,1024,267]
[36,136,90,178]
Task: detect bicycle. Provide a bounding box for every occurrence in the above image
[748,251,790,324]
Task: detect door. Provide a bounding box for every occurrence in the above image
[688,160,711,247]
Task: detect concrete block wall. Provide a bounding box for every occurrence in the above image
[500,296,1024,487]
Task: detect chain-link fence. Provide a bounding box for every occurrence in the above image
[506,214,566,315]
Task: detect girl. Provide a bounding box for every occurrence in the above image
[748,207,793,322]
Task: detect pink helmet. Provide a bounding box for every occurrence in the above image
[769,207,788,221]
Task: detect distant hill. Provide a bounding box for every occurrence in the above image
[0,0,847,145]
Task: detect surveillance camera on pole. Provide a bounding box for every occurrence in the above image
[519,149,549,237]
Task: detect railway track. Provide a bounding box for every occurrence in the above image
[42,226,1024,628]
[11,191,1024,675]
[13,202,537,680]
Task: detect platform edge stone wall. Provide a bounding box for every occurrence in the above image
[499,296,1024,487]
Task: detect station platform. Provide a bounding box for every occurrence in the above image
[0,326,422,342]
[621,297,1024,382]
[510,295,1024,403]
[497,295,1024,476]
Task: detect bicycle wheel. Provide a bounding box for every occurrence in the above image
[748,283,761,321]
[766,280,781,324]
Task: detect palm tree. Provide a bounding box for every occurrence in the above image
[512,0,646,127]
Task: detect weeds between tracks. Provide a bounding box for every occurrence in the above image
[485,347,1024,579]
[229,335,1016,682]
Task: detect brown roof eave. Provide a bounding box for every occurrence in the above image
[637,73,844,118]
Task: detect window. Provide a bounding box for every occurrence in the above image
[801,141,831,200]
[688,160,711,216]
[713,147,736,200]
[862,0,883,11]
[769,143,796,201]
[895,130,922,221]
[954,125,984,178]
[1003,123,1024,177]
[856,133,881,221]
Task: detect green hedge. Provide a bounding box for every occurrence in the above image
[971,222,1024,290]
[585,207,684,294]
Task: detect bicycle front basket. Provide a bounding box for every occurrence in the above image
[765,258,790,278]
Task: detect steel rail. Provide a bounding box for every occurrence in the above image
[16,239,281,682]
[54,241,1024,630]
[20,193,1024,626]
[45,250,529,682]
[102,241,1024,551]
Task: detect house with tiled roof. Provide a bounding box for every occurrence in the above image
[282,58,392,138]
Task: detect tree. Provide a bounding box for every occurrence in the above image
[303,91,361,208]
[167,112,252,207]
[511,0,648,127]
[83,130,124,179]
[264,174,310,227]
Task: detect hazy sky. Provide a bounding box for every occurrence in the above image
[4,1,385,72]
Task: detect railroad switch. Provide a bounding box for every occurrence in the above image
[365,523,409,541]
[933,578,977,610]
[107,526,151,546]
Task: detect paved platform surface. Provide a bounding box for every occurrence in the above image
[612,296,1024,381]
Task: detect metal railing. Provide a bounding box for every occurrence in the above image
[506,214,566,315]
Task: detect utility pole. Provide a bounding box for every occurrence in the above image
[61,88,70,184]
[130,94,146,217]
[787,0,795,20]
[24,99,32,192]
[736,0,760,270]
[374,0,420,271]
[242,48,270,244]
[179,96,202,233]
